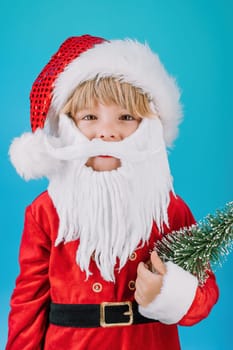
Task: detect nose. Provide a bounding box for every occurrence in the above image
[98,124,121,141]
[100,133,117,141]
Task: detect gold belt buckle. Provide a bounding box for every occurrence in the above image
[100,301,133,327]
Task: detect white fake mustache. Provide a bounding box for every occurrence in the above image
[44,114,165,162]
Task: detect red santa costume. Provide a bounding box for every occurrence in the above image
[6,35,219,350]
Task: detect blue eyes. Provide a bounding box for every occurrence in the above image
[82,114,136,121]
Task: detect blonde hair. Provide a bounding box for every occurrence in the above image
[62,77,155,119]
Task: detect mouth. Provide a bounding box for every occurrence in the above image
[98,155,113,158]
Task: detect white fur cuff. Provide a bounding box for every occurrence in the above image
[138,261,198,324]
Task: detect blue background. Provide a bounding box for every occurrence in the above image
[1,0,232,349]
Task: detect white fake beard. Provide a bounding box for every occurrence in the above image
[48,115,174,281]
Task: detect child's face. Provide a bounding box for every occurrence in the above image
[74,102,141,171]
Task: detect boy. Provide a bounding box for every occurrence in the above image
[6,34,218,350]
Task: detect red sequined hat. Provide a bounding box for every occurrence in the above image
[29,34,182,147]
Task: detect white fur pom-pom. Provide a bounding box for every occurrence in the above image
[9,129,61,180]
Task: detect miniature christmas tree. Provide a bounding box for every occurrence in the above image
[155,202,233,285]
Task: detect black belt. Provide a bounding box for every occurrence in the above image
[49,301,158,328]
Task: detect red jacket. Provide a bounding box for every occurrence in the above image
[6,191,219,350]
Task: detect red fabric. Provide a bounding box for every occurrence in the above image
[30,35,105,131]
[6,192,219,350]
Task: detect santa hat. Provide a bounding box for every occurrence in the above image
[9,34,182,180]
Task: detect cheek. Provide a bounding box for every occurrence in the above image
[124,121,141,137]
[77,124,93,140]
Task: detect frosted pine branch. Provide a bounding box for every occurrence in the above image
[155,202,233,284]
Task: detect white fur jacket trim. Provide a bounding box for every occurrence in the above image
[138,261,198,324]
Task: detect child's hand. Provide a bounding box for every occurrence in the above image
[135,251,166,307]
